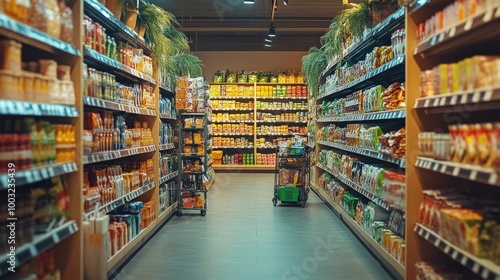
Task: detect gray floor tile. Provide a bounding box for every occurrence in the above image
[118,173,395,280]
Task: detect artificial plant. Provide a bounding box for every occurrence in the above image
[301,47,327,98]
[171,53,203,78]
[320,0,371,63]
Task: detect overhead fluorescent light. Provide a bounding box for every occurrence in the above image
[244,0,254,4]
[265,38,272,43]
[284,0,288,5]
[265,43,272,47]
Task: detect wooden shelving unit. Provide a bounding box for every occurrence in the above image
[406,1,500,278]
[210,82,308,171]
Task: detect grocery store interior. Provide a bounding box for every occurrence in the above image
[1,0,500,279]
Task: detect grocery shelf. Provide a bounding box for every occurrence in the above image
[107,218,156,271]
[0,221,78,277]
[211,120,254,123]
[182,127,205,132]
[322,8,404,78]
[318,56,405,100]
[180,188,209,193]
[84,96,156,116]
[415,157,499,186]
[83,0,152,54]
[256,96,308,100]
[159,171,179,185]
[84,47,156,85]
[306,143,315,149]
[213,164,275,171]
[181,154,206,159]
[415,223,500,280]
[181,112,207,116]
[159,143,175,151]
[83,145,156,165]
[256,120,308,124]
[211,133,254,136]
[318,140,405,168]
[257,146,278,149]
[0,100,78,117]
[257,133,307,136]
[312,186,404,280]
[84,182,155,220]
[212,108,254,111]
[212,146,254,149]
[157,202,178,225]
[414,5,500,58]
[316,164,392,211]
[211,96,254,100]
[0,13,80,58]
[159,85,175,95]
[318,109,406,123]
[0,162,78,190]
[257,108,308,111]
[159,113,177,120]
[414,87,500,110]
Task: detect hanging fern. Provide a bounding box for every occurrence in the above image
[172,53,204,77]
[164,24,190,55]
[301,47,327,98]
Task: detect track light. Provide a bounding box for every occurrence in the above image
[244,0,254,4]
[268,24,276,37]
[284,0,288,5]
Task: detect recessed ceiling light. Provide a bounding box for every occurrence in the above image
[244,0,254,4]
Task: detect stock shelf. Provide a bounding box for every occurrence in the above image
[210,96,254,100]
[318,109,406,123]
[83,0,152,54]
[84,96,156,116]
[0,162,78,190]
[312,186,404,279]
[414,87,500,110]
[322,8,405,78]
[84,182,156,220]
[83,145,156,165]
[84,47,156,85]
[257,108,308,112]
[159,85,175,95]
[318,56,405,100]
[256,97,307,100]
[0,13,80,58]
[415,223,500,280]
[211,133,254,136]
[212,146,254,149]
[213,164,275,171]
[159,171,179,185]
[415,157,499,186]
[159,113,177,120]
[212,120,254,123]
[212,108,254,111]
[413,5,500,58]
[159,143,175,151]
[0,221,78,277]
[0,100,78,117]
[318,141,405,168]
[316,164,392,211]
[256,120,307,124]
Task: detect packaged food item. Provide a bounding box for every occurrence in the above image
[45,0,61,39]
[28,0,48,33]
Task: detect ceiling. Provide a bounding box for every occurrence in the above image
[150,0,346,51]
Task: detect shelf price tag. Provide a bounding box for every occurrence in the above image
[450,95,458,105]
[460,94,468,104]
[439,97,446,106]
[483,89,493,101]
[464,19,473,31]
[449,26,457,37]
[472,92,481,103]
[483,10,494,22]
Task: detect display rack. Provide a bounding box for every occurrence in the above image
[406,1,500,278]
[0,0,84,277]
[210,82,308,171]
[312,7,405,279]
[177,113,210,216]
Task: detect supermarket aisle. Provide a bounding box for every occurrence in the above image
[117,173,393,280]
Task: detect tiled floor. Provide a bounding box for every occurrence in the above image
[116,173,393,280]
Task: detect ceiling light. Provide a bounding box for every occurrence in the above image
[265,43,272,47]
[268,24,276,37]
[265,38,272,43]
[284,0,288,5]
[244,0,254,4]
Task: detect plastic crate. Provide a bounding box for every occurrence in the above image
[278,187,300,202]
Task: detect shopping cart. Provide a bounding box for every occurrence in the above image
[272,144,310,208]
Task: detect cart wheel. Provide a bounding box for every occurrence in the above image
[201,210,207,216]
[272,197,277,206]
[301,200,306,208]
[176,211,182,217]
